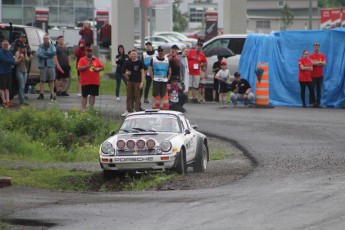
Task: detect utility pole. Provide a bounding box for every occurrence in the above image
[308,0,312,30]
[140,0,145,49]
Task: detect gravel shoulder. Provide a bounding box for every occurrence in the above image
[0,137,254,191]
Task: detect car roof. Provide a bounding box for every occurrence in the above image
[126,109,183,118]
[0,23,30,29]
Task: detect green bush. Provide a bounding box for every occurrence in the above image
[0,107,119,162]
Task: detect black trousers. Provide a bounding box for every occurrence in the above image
[169,93,187,113]
[300,81,315,106]
[312,77,323,105]
[143,75,152,99]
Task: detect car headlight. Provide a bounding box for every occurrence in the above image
[101,142,113,154]
[160,140,172,152]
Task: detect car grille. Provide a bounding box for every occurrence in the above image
[116,149,156,156]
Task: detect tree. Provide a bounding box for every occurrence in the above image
[173,0,189,32]
[280,3,294,31]
[318,0,345,7]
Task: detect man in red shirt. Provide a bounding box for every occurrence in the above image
[78,48,104,112]
[187,41,207,103]
[309,42,326,108]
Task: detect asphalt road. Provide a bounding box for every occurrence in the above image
[1,94,345,230]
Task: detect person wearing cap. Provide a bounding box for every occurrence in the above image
[15,43,31,105]
[309,42,326,108]
[187,40,207,103]
[167,75,187,113]
[215,60,231,107]
[229,72,255,107]
[10,33,32,56]
[77,47,104,112]
[54,35,71,97]
[37,34,57,101]
[149,46,171,109]
[0,39,16,107]
[142,41,157,103]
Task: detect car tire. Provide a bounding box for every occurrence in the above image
[193,143,208,172]
[175,150,186,175]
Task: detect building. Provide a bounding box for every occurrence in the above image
[1,0,95,28]
[247,0,319,33]
[188,0,217,29]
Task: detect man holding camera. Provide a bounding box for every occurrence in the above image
[77,47,104,112]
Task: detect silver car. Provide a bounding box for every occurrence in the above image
[99,110,209,177]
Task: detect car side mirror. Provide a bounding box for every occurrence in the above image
[109,130,116,136]
[185,129,191,135]
[191,123,198,129]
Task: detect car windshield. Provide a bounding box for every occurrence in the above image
[120,114,181,133]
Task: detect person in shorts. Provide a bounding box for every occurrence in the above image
[77,48,104,112]
[149,46,171,109]
[187,40,207,103]
[37,34,57,100]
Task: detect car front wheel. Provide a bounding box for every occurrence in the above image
[175,150,186,175]
[193,143,208,172]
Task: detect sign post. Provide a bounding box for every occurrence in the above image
[35,8,49,33]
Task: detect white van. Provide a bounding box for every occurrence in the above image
[201,34,247,100]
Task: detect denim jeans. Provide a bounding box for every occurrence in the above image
[16,70,27,104]
[115,71,127,97]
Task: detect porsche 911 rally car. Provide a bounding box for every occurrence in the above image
[99,109,209,177]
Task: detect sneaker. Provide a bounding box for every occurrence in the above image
[116,97,120,101]
[37,93,44,100]
[121,111,129,117]
[7,101,14,107]
[56,91,62,96]
[50,94,56,101]
[78,93,82,97]
[139,107,145,111]
[61,92,69,96]
[313,104,323,108]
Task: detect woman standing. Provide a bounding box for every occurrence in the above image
[115,45,128,101]
[298,50,315,108]
[15,44,31,105]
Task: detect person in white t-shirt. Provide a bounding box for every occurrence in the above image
[215,60,230,108]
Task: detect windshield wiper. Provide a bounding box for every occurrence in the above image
[119,129,138,133]
[132,127,157,133]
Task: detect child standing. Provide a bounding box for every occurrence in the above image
[215,60,230,108]
[198,64,207,102]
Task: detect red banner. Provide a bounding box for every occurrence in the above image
[330,8,341,29]
[342,8,345,27]
[320,9,331,30]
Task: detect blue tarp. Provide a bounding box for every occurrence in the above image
[239,29,345,108]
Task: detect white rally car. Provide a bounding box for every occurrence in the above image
[99,110,209,177]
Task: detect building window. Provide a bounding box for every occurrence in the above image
[189,8,205,23]
[256,20,271,29]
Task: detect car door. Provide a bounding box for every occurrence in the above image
[179,115,197,162]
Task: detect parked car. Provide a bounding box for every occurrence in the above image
[186,29,223,41]
[201,34,247,101]
[0,23,49,98]
[99,109,209,177]
[134,35,186,50]
[154,31,197,47]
